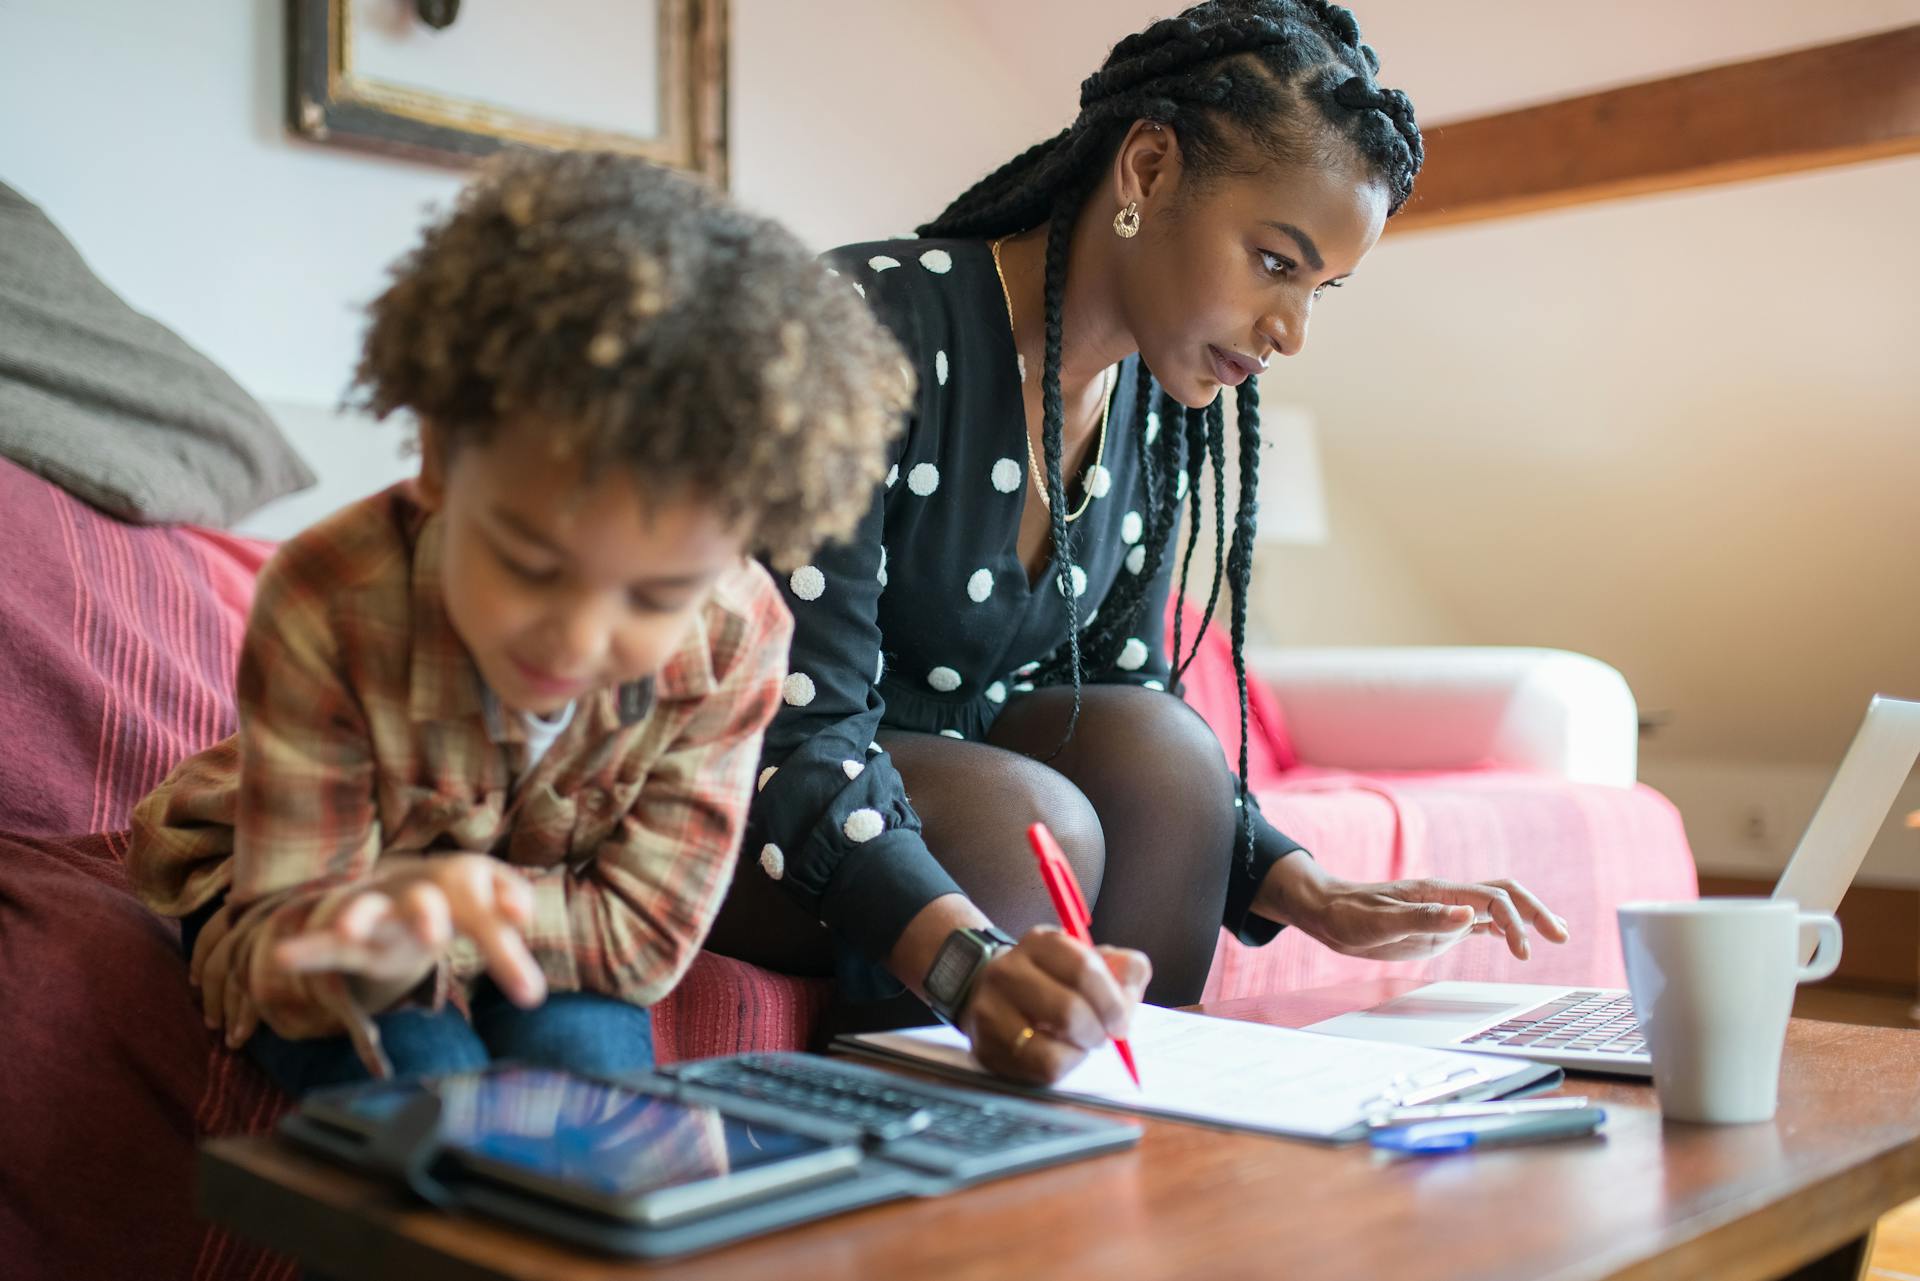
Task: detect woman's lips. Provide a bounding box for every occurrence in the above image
[1207,344,1258,387]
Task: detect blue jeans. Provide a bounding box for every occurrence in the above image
[182,901,655,1098]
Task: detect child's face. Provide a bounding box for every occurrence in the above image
[418,418,750,716]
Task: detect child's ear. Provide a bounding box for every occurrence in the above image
[416,420,448,512]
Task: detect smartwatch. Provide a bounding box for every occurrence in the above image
[922,925,1017,1026]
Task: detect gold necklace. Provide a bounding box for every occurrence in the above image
[990,236,1114,524]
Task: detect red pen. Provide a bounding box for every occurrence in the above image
[1026,821,1143,1089]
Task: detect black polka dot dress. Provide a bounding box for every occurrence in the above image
[747,240,1300,988]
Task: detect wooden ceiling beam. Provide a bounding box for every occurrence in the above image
[1392,25,1920,232]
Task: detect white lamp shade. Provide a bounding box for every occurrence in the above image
[1253,404,1329,545]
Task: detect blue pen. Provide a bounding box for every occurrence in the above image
[1369,1106,1607,1155]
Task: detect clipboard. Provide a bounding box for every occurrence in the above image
[837,1004,1562,1144]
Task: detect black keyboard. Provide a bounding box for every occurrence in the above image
[1460,990,1647,1056]
[666,1053,1140,1181]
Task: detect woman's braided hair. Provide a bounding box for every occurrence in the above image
[917,0,1421,876]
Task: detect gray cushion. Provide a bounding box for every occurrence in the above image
[0,180,313,525]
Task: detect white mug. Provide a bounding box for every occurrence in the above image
[1617,898,1842,1124]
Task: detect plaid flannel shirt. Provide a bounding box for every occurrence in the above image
[129,484,791,1067]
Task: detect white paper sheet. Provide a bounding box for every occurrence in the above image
[843,1005,1543,1140]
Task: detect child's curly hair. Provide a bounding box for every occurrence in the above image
[354,149,910,568]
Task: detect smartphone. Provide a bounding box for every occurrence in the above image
[301,1065,861,1226]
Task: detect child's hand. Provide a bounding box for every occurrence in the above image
[274,854,548,1012]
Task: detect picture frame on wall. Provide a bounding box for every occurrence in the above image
[287,0,728,186]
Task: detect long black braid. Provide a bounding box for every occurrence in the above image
[1038,194,1084,743]
[919,0,1423,875]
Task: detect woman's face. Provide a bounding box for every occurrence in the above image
[1114,128,1390,408]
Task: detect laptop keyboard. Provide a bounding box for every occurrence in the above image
[1460,991,1648,1056]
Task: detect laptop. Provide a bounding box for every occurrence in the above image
[1306,695,1920,1077]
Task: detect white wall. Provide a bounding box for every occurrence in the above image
[0,0,465,408]
[1642,757,1920,888]
[0,0,1056,536]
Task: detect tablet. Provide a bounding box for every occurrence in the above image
[302,1065,861,1226]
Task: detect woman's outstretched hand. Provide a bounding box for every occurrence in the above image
[959,926,1151,1085]
[1260,854,1570,963]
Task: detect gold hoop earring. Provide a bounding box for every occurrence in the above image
[1113,201,1141,239]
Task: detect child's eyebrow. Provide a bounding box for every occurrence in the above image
[490,507,567,554]
[634,572,722,591]
[491,504,720,590]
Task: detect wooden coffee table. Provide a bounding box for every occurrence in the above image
[199,978,1920,1281]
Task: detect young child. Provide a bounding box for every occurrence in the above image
[128,150,910,1094]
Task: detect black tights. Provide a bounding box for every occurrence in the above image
[706,686,1238,1006]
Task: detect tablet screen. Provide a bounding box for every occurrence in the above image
[325,1066,836,1198]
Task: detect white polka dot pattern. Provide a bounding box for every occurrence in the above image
[919,249,953,273]
[757,766,777,791]
[875,651,886,683]
[1088,465,1112,499]
[1144,679,1166,692]
[985,681,1007,704]
[1125,545,1147,575]
[990,458,1022,493]
[1146,410,1161,445]
[868,255,901,272]
[759,843,785,879]
[907,462,940,496]
[1017,354,1027,383]
[782,673,816,706]
[1012,681,1035,694]
[935,350,949,386]
[939,729,964,739]
[885,463,898,488]
[878,545,889,587]
[1057,564,1088,598]
[1116,638,1150,671]
[868,741,883,754]
[789,565,825,601]
[1176,471,1190,501]
[842,759,865,780]
[844,809,885,842]
[967,568,994,602]
[928,666,961,692]
[1121,511,1143,544]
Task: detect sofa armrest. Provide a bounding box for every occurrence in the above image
[1247,646,1639,787]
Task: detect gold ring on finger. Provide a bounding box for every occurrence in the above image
[1014,1025,1038,1054]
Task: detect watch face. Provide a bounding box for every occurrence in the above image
[927,936,976,1003]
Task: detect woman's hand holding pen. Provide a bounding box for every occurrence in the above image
[959,926,1150,1085]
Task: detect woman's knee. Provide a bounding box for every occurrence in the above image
[886,732,1106,903]
[1080,687,1239,811]
[991,753,1106,897]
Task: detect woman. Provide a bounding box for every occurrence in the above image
[708,0,1567,1083]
